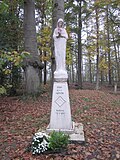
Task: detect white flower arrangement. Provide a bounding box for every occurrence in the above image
[31,131,69,155]
[31,132,50,154]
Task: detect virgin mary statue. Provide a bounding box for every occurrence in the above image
[53,18,68,79]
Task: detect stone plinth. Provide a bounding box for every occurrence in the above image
[47,81,73,133]
[69,122,85,143]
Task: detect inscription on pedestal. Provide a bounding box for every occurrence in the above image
[56,109,65,115]
[55,86,66,107]
[56,86,64,95]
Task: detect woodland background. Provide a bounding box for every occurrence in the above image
[0,0,120,95]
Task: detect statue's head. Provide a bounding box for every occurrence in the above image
[57,18,64,28]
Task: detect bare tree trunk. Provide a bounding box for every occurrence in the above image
[39,55,42,84]
[117,26,120,83]
[51,0,64,88]
[101,71,104,84]
[23,0,43,93]
[52,0,64,31]
[44,51,47,85]
[78,0,82,89]
[71,55,74,83]
[86,22,92,83]
[38,1,46,84]
[111,25,120,82]
[68,65,71,83]
[105,52,108,82]
[117,43,120,83]
[88,55,92,83]
[106,5,112,85]
[76,53,78,83]
[95,7,100,90]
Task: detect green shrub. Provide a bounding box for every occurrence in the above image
[0,86,6,95]
[48,131,69,151]
[0,50,30,95]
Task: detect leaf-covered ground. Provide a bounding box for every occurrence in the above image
[0,83,120,160]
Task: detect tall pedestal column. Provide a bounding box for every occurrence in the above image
[47,71,73,132]
[49,81,73,131]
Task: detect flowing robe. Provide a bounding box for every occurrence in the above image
[53,27,68,73]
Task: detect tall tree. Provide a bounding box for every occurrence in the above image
[52,0,64,31]
[77,0,82,89]
[35,0,52,84]
[51,0,64,85]
[23,0,43,93]
[106,4,112,85]
[95,6,100,90]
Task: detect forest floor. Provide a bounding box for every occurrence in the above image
[0,83,120,160]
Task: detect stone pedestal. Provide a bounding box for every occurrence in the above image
[46,71,85,143]
[47,80,73,132]
[47,70,73,132]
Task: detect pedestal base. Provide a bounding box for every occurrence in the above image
[69,122,85,143]
[46,121,74,134]
[46,122,85,143]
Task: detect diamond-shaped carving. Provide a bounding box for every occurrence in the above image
[55,96,66,107]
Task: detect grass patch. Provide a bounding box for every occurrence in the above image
[112,100,120,107]
[73,105,91,117]
[23,115,33,121]
[83,105,90,111]
[73,108,82,116]
[10,129,17,134]
[82,97,92,102]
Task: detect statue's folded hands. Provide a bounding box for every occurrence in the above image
[56,35,66,39]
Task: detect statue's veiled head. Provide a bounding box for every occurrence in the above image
[57,18,64,28]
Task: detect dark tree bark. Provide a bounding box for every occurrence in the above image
[44,51,47,85]
[111,25,120,83]
[23,0,43,94]
[71,53,75,83]
[106,5,112,85]
[51,0,64,88]
[95,7,100,90]
[77,0,82,89]
[89,58,92,83]
[52,0,64,31]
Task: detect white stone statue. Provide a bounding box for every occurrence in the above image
[53,18,68,79]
